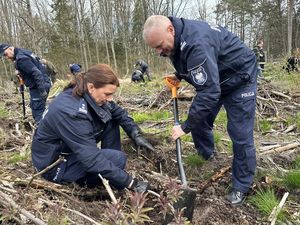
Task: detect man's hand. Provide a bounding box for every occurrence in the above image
[172,125,186,140]
[131,130,155,152]
[128,178,149,193]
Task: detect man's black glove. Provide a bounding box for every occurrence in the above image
[128,178,149,193]
[131,130,154,152]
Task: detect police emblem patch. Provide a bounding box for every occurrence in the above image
[191,66,207,85]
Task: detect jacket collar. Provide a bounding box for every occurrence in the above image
[168,16,184,56]
[83,92,112,123]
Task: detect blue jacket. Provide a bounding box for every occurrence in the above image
[169,17,258,133]
[32,88,139,188]
[136,60,148,70]
[14,48,50,95]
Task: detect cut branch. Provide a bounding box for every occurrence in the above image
[0,190,46,225]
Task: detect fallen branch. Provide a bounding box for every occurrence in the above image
[38,198,103,225]
[259,144,281,152]
[98,174,117,204]
[0,190,46,225]
[198,166,231,194]
[270,90,292,101]
[26,156,65,190]
[268,192,289,225]
[259,142,300,155]
[283,124,297,133]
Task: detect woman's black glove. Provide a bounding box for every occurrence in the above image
[131,130,154,152]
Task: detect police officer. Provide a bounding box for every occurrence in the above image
[143,15,258,204]
[69,63,82,75]
[131,69,145,82]
[0,43,51,123]
[135,60,151,81]
[31,63,153,192]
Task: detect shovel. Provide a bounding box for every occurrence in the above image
[19,76,26,118]
[164,76,196,223]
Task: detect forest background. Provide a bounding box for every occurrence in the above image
[0,0,299,81]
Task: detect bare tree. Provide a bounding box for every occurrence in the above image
[288,0,294,54]
[196,0,208,20]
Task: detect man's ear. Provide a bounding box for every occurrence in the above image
[167,24,175,35]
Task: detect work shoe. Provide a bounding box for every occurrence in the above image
[225,190,245,205]
[207,152,215,161]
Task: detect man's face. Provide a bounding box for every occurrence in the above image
[88,83,117,106]
[3,47,14,60]
[145,25,175,57]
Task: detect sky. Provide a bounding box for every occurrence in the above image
[181,0,218,22]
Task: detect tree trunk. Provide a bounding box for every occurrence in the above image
[287,0,294,54]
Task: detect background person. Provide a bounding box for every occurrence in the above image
[252,40,266,77]
[31,63,154,192]
[131,69,145,82]
[69,63,82,75]
[0,43,51,123]
[143,15,258,205]
[135,60,151,81]
[41,58,58,84]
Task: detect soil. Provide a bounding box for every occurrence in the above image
[0,79,299,225]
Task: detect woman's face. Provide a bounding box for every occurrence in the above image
[87,83,117,105]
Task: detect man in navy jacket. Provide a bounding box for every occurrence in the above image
[143,15,258,204]
[0,44,51,123]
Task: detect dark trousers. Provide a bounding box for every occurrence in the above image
[29,83,51,123]
[43,121,127,189]
[191,81,257,193]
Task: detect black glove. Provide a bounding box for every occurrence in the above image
[128,178,149,193]
[131,130,155,152]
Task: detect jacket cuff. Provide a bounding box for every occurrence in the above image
[181,122,191,134]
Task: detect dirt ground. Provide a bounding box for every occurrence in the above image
[0,79,300,225]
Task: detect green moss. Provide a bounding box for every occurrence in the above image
[259,119,272,133]
[181,134,193,142]
[215,109,227,126]
[184,154,205,168]
[8,153,29,164]
[0,106,9,118]
[292,155,300,169]
[283,170,300,189]
[130,111,171,124]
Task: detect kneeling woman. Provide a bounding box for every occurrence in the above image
[31,64,153,192]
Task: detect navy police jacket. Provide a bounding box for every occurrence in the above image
[169,17,258,133]
[13,48,50,94]
[32,88,139,188]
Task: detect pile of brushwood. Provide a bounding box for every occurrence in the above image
[0,77,299,225]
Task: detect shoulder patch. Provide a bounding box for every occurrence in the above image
[78,99,88,114]
[191,66,207,85]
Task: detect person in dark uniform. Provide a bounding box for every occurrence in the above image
[0,43,51,123]
[143,15,258,204]
[31,64,153,192]
[252,40,266,77]
[135,60,151,81]
[131,69,145,82]
[285,56,298,73]
[69,63,82,75]
[41,58,58,84]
